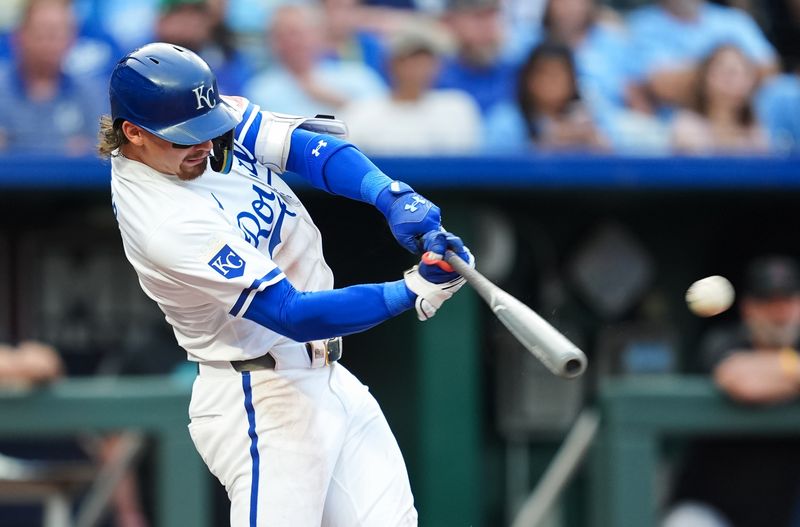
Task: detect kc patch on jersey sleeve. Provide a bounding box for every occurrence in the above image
[208,244,246,279]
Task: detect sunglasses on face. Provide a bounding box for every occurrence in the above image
[167,129,235,174]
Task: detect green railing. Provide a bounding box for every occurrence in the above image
[590,375,800,527]
[0,376,210,527]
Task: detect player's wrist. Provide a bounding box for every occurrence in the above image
[383,279,416,316]
[374,180,415,216]
[361,170,394,205]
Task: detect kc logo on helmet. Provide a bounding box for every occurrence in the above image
[192,84,217,110]
[208,244,245,279]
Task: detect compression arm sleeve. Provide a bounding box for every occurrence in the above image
[243,277,415,342]
[285,127,393,205]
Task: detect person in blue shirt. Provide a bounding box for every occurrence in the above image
[628,0,779,109]
[435,0,517,115]
[0,0,106,155]
[155,0,253,96]
[320,0,389,80]
[756,72,800,154]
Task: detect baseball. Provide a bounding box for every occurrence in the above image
[685,275,735,317]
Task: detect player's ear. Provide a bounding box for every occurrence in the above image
[121,121,146,146]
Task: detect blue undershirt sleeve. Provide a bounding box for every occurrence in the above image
[285,128,392,205]
[243,277,415,342]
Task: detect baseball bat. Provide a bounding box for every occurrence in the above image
[444,250,587,379]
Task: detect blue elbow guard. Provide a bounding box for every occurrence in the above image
[286,128,351,192]
[286,128,392,203]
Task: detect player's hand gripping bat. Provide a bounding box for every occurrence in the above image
[444,250,587,379]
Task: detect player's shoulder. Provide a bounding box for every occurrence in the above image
[143,201,236,269]
[112,163,227,250]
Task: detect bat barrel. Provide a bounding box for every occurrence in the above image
[445,250,588,380]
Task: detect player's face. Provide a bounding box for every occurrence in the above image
[122,124,212,180]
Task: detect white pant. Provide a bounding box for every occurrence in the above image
[188,356,417,526]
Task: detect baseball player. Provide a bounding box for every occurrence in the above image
[98,42,474,526]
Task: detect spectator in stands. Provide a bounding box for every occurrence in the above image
[664,255,800,527]
[435,0,517,115]
[155,0,252,95]
[0,0,106,155]
[71,0,158,54]
[0,341,63,387]
[224,0,269,37]
[340,17,482,155]
[628,0,779,110]
[0,339,150,527]
[711,0,768,27]
[670,45,769,155]
[531,0,670,153]
[756,72,800,154]
[531,0,639,112]
[320,0,388,79]
[243,4,387,117]
[499,0,547,64]
[0,1,122,80]
[754,0,800,154]
[483,41,607,152]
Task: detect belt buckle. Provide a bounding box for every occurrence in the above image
[324,336,342,365]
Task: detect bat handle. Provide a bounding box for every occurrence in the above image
[444,250,490,291]
[444,249,471,274]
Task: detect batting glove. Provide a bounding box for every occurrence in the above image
[375,181,441,254]
[404,232,474,321]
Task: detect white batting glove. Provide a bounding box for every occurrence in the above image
[404,266,466,320]
[403,243,474,321]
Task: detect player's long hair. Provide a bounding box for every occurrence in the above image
[97,115,128,158]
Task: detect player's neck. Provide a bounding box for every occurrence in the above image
[119,144,165,175]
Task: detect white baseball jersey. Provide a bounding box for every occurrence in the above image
[111,98,333,363]
[111,96,417,526]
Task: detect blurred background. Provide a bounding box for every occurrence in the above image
[1,0,800,526]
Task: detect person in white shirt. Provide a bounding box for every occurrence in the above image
[243,4,388,118]
[341,18,482,155]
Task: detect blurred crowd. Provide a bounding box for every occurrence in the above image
[1,0,800,158]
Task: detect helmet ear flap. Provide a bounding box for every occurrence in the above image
[210,129,234,173]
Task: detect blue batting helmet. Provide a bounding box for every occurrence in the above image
[109,42,240,146]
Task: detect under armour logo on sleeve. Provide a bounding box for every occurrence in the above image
[311,140,327,157]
